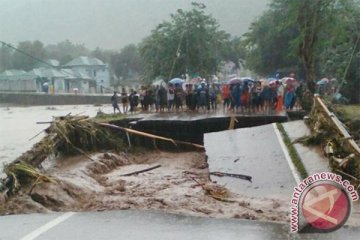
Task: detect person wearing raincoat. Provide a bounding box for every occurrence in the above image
[284,83,295,110]
[276,81,284,112]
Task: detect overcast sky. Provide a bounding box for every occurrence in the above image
[0,0,269,50]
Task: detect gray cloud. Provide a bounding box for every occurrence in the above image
[0,0,269,50]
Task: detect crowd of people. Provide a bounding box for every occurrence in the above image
[111,77,304,114]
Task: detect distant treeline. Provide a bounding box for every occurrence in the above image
[0,40,144,82]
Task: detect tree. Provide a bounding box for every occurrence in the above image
[12,40,46,71]
[244,0,359,101]
[289,0,338,92]
[45,40,89,65]
[0,44,14,71]
[243,8,300,76]
[139,2,232,81]
[110,44,143,80]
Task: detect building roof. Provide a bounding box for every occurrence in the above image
[1,69,26,76]
[28,68,68,78]
[0,70,34,81]
[64,56,105,67]
[60,68,92,80]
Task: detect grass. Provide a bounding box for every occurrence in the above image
[333,104,360,121]
[276,123,308,180]
[333,104,360,143]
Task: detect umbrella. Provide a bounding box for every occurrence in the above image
[280,77,295,84]
[317,78,329,85]
[228,77,254,85]
[267,77,278,82]
[269,80,277,86]
[169,78,184,85]
[240,77,255,83]
[227,77,242,85]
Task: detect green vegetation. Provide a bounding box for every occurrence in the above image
[243,0,360,103]
[334,105,360,121]
[276,123,308,179]
[139,2,242,81]
[333,104,360,142]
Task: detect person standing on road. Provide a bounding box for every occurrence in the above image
[111,92,121,114]
[167,84,175,112]
[121,88,129,114]
[222,84,231,111]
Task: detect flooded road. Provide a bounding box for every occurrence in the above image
[0,104,113,168]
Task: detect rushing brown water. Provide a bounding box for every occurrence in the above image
[0,104,113,169]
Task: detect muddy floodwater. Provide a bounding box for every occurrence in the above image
[0,104,113,169]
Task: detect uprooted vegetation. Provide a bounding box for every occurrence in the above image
[300,97,360,186]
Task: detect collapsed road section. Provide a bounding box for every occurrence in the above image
[0,114,290,224]
[204,123,298,200]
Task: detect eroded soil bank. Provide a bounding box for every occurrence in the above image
[1,151,290,223]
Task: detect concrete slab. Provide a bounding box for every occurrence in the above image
[204,124,297,200]
[282,120,331,175]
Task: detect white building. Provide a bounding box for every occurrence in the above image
[63,56,111,93]
[0,70,37,92]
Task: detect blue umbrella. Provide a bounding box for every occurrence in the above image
[169,78,185,85]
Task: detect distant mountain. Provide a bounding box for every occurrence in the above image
[0,0,270,50]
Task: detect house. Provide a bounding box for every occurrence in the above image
[28,68,69,93]
[0,69,37,92]
[60,68,95,93]
[0,57,111,94]
[63,56,111,93]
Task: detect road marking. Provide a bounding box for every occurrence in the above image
[272,123,301,184]
[19,212,76,240]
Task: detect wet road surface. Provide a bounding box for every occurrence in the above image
[136,110,287,121]
[204,123,297,200]
[0,210,359,240]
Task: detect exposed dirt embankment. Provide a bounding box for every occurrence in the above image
[1,151,290,223]
[3,150,360,225]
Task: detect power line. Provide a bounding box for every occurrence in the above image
[0,40,87,81]
[0,41,56,68]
